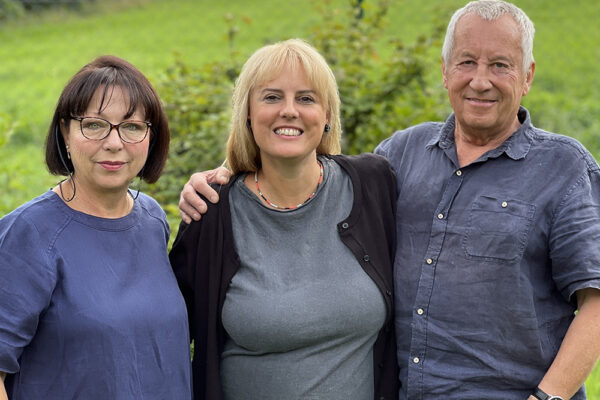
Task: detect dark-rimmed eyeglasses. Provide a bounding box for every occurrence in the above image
[71,116,151,144]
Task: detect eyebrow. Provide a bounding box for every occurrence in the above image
[489,56,514,65]
[260,88,317,95]
[457,51,514,64]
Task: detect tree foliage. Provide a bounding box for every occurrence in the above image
[0,0,94,18]
[146,15,242,217]
[0,0,24,19]
[308,0,448,154]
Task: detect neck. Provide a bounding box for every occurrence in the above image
[247,155,322,209]
[455,118,521,167]
[53,177,133,218]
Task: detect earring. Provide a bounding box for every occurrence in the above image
[66,145,71,159]
[324,123,331,133]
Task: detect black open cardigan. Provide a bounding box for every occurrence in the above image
[169,153,400,400]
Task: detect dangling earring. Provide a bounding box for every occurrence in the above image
[324,123,331,133]
[66,144,71,159]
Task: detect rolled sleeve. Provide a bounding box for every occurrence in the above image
[550,167,600,301]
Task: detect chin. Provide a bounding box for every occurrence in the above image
[461,114,499,130]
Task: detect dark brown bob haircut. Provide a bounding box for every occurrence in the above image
[45,55,169,183]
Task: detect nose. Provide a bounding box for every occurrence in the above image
[102,126,124,150]
[280,97,299,119]
[469,64,493,92]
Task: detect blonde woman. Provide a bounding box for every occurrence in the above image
[169,39,398,400]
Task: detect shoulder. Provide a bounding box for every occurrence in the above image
[0,192,66,266]
[375,121,444,157]
[1,191,68,236]
[136,192,166,219]
[329,153,391,172]
[526,127,599,173]
[135,193,171,239]
[328,154,397,198]
[172,178,238,244]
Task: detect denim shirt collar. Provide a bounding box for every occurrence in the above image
[427,106,533,161]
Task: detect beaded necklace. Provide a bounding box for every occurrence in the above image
[254,161,324,210]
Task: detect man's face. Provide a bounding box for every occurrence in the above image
[442,13,535,140]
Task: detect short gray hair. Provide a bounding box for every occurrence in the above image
[441,0,535,72]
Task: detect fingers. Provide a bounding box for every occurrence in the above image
[178,167,233,222]
[214,166,233,186]
[178,181,206,222]
[191,171,222,203]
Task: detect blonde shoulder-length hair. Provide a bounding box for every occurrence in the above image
[226,38,342,174]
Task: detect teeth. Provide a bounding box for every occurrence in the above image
[275,128,302,136]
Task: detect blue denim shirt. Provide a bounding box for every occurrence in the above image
[375,107,600,399]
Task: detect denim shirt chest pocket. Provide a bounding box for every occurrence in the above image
[463,195,536,262]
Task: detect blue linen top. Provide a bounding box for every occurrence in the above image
[375,107,600,399]
[0,191,192,399]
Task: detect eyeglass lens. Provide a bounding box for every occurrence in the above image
[80,117,148,143]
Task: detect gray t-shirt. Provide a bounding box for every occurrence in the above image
[221,157,386,400]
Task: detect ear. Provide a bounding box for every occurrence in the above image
[522,61,535,97]
[59,118,70,147]
[441,59,448,89]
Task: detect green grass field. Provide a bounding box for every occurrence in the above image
[0,0,599,393]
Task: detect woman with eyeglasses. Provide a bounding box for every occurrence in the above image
[0,55,192,399]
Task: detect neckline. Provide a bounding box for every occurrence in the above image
[253,160,324,210]
[45,190,141,231]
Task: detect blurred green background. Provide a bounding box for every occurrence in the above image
[0,0,599,393]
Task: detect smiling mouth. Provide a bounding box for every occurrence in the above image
[274,128,303,136]
[467,98,496,104]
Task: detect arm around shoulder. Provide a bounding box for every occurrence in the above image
[178,167,233,223]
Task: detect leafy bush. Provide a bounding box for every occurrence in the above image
[149,0,449,217]
[309,0,448,154]
[18,0,92,10]
[0,0,24,19]
[147,53,239,217]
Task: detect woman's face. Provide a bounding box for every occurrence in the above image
[248,64,328,165]
[62,86,150,198]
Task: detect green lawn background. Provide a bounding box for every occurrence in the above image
[0,0,598,393]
